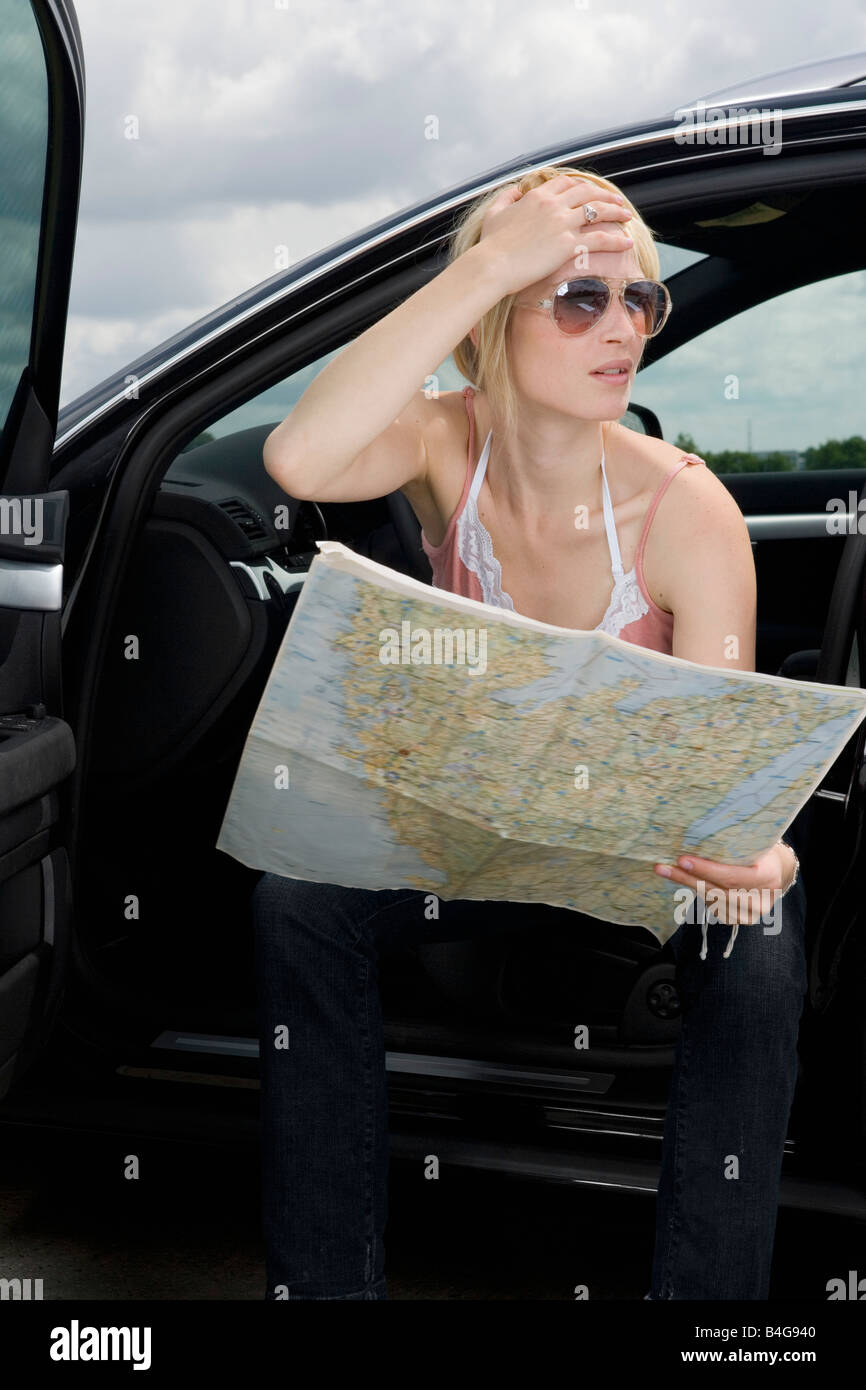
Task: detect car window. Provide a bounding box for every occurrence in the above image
[173,343,655,463]
[654,244,707,279]
[170,349,476,460]
[0,0,50,440]
[634,269,866,471]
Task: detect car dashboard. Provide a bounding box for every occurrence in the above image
[158,422,398,615]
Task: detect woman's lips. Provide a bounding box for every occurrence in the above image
[591,369,630,382]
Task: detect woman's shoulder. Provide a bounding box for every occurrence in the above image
[611,427,747,557]
[613,425,727,506]
[618,427,747,549]
[403,385,474,461]
[612,424,704,477]
[399,387,477,545]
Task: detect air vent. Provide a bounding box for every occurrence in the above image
[217,497,268,541]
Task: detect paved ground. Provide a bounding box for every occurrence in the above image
[0,1127,861,1301]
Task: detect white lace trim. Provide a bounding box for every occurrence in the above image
[455,422,653,635]
[457,505,652,634]
[455,493,516,609]
[597,565,650,637]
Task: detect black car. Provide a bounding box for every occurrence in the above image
[2,1,866,1256]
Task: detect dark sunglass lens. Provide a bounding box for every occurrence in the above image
[625,281,666,335]
[554,279,609,334]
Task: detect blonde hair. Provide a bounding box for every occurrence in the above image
[448,164,662,442]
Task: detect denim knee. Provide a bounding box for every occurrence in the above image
[670,874,808,1035]
[250,870,417,953]
[728,873,808,999]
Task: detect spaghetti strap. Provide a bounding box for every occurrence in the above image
[462,385,476,470]
[634,453,706,573]
[420,386,478,558]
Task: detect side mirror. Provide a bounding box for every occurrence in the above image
[620,403,663,439]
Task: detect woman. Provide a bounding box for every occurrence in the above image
[253,165,806,1300]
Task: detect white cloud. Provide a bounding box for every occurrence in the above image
[61,0,866,449]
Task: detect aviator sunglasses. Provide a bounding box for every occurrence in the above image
[517,276,672,339]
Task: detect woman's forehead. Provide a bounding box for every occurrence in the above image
[541,247,643,289]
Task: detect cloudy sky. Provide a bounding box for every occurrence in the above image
[59,0,866,452]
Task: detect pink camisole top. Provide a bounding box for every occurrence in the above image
[420,385,706,657]
[418,386,733,956]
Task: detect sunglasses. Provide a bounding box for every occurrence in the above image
[517,276,671,339]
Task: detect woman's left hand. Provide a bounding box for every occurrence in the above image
[653,843,791,925]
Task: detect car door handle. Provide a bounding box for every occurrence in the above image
[0,557,63,611]
[0,491,67,611]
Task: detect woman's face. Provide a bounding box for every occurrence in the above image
[504,244,650,421]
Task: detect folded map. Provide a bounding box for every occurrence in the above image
[216,540,866,945]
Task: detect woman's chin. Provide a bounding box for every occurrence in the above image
[576,401,631,422]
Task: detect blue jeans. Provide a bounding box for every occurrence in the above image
[251,865,808,1300]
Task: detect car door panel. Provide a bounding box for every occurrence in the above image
[0,0,84,1100]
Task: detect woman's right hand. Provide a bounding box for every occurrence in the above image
[475,174,634,297]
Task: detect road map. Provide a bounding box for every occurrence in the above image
[216,541,866,946]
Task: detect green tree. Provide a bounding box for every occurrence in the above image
[802,437,866,470]
[697,450,793,475]
[663,433,866,475]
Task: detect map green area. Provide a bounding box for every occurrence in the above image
[216,541,866,946]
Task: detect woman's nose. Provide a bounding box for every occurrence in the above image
[603,291,639,338]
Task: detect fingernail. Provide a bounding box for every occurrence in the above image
[678,858,693,871]
[623,237,633,245]
[656,864,671,877]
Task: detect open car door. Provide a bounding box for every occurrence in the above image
[0,0,84,1099]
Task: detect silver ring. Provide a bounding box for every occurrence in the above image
[583,203,599,224]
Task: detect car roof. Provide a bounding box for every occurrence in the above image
[677,50,866,110]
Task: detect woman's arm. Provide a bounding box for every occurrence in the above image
[263,175,632,504]
[262,242,509,503]
[653,466,757,670]
[648,467,801,903]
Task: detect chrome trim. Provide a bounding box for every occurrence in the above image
[229,558,308,600]
[545,1112,649,1140]
[388,1134,866,1215]
[0,558,63,611]
[54,97,866,454]
[747,512,856,540]
[814,788,847,803]
[151,1031,259,1057]
[388,1133,663,1193]
[385,1052,614,1093]
[150,1030,615,1093]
